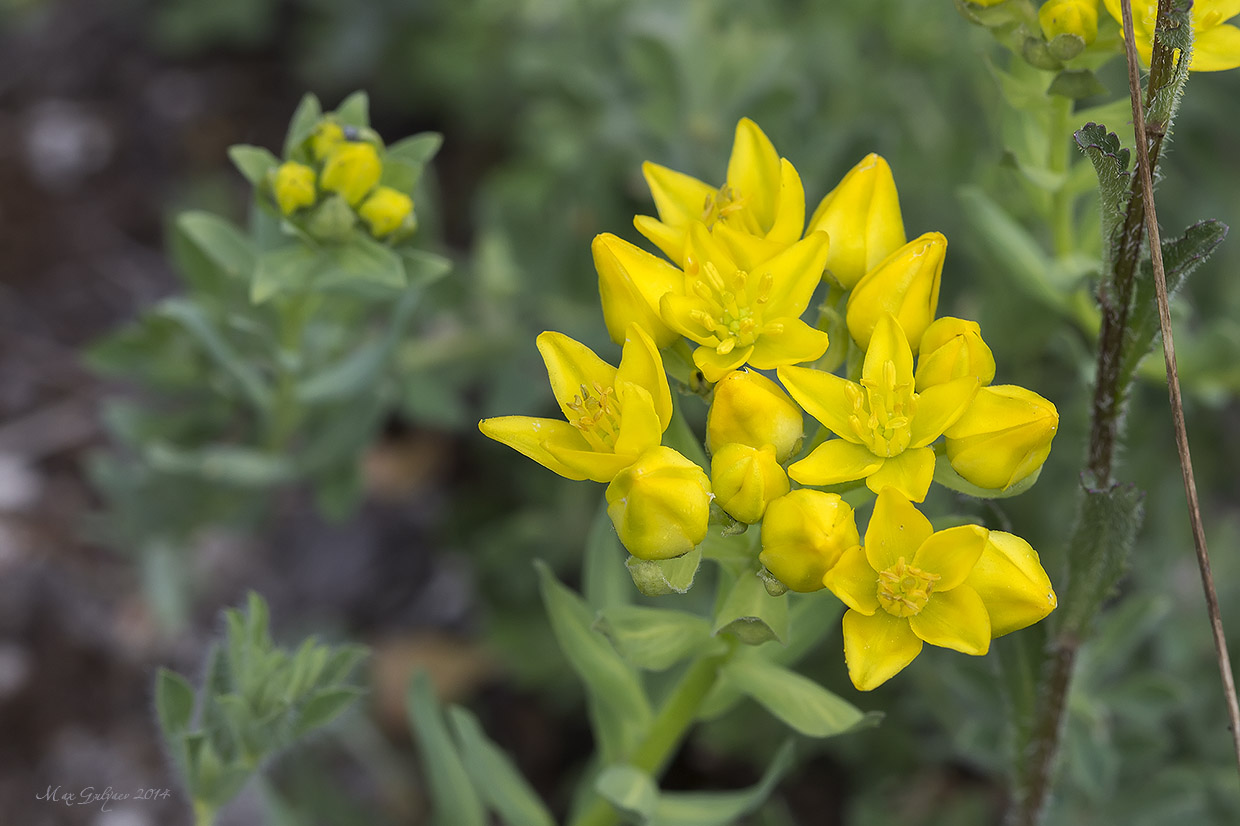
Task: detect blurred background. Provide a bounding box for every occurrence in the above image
[3,0,1240,823]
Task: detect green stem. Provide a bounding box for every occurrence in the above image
[570,651,730,826]
[264,293,317,451]
[1048,94,1075,258]
[193,800,217,826]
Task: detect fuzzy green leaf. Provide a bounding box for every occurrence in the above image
[1060,482,1145,637]
[1074,123,1131,258]
[294,687,364,737]
[156,668,197,736]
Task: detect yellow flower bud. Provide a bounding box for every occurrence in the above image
[759,490,860,593]
[309,120,346,161]
[845,232,945,353]
[706,370,804,463]
[1039,0,1098,46]
[320,142,382,206]
[272,161,317,216]
[945,385,1059,490]
[710,443,789,524]
[807,154,906,289]
[359,186,415,238]
[966,530,1058,637]
[606,447,711,560]
[914,316,996,392]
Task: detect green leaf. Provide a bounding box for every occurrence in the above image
[958,186,1067,314]
[283,93,323,159]
[400,248,453,288]
[595,764,658,821]
[1120,219,1229,389]
[721,654,867,738]
[386,133,444,167]
[229,145,279,186]
[651,739,797,826]
[156,668,197,736]
[1059,482,1145,637]
[595,605,723,671]
[154,299,270,408]
[1074,123,1131,257]
[334,91,369,128]
[1048,68,1107,100]
[252,244,322,304]
[145,443,296,487]
[713,569,788,645]
[318,235,406,292]
[448,706,557,826]
[625,548,702,596]
[174,211,255,294]
[294,687,364,736]
[583,500,630,611]
[535,561,653,762]
[406,672,487,826]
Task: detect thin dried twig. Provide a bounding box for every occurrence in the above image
[1119,0,1240,778]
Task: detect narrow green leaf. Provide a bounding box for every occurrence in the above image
[721,654,866,738]
[651,739,797,826]
[713,569,788,645]
[400,248,453,288]
[535,561,652,762]
[156,668,196,736]
[1060,483,1145,637]
[595,605,722,671]
[282,93,323,158]
[958,186,1067,314]
[145,443,295,487]
[156,299,270,408]
[229,145,279,186]
[252,244,323,304]
[448,706,556,826]
[175,211,255,291]
[294,687,364,737]
[625,548,702,596]
[583,500,631,611]
[594,764,658,822]
[334,91,369,128]
[406,672,487,826]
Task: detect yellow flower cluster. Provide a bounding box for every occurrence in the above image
[480,119,1061,690]
[269,120,417,242]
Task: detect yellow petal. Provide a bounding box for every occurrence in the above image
[1193,23,1240,71]
[788,439,884,487]
[593,233,682,348]
[748,318,831,370]
[760,231,831,320]
[707,369,805,462]
[861,313,915,389]
[765,158,806,245]
[843,609,924,691]
[546,442,641,484]
[908,585,991,655]
[606,446,712,560]
[908,376,979,448]
[846,232,945,352]
[914,316,996,391]
[967,531,1058,637]
[685,220,739,276]
[614,382,664,459]
[863,447,936,503]
[693,343,753,382]
[777,365,864,444]
[710,222,787,272]
[822,544,880,615]
[643,161,716,228]
[536,332,618,422]
[713,443,790,524]
[865,487,933,572]
[945,385,1059,490]
[807,153,906,289]
[617,324,672,431]
[633,214,687,266]
[478,416,592,481]
[911,524,988,589]
[726,118,781,232]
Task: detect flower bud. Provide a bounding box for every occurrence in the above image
[710,443,789,524]
[759,490,860,592]
[706,370,803,463]
[945,385,1058,490]
[272,161,317,216]
[845,231,945,353]
[305,194,358,243]
[1039,0,1098,46]
[914,316,996,392]
[320,142,382,206]
[807,154,906,289]
[592,233,682,348]
[966,530,1057,637]
[309,120,347,161]
[606,447,711,560]
[359,186,415,238]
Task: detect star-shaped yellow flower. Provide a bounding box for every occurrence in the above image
[1104,0,1240,71]
[778,313,977,502]
[479,324,671,482]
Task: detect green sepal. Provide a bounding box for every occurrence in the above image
[625,547,702,596]
[1046,32,1086,62]
[1048,68,1107,100]
[1021,33,1064,71]
[713,568,788,645]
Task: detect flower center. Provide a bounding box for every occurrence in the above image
[684,260,778,356]
[877,557,940,618]
[701,184,752,231]
[847,360,917,457]
[567,382,620,451]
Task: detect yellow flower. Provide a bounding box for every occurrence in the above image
[779,314,978,502]
[759,490,860,593]
[358,186,415,238]
[807,154,906,289]
[1103,0,1240,71]
[706,369,804,463]
[845,232,945,353]
[823,488,992,691]
[944,385,1059,491]
[309,120,346,161]
[634,118,806,266]
[1040,0,1099,45]
[710,443,789,524]
[606,446,711,560]
[272,162,317,215]
[659,223,831,382]
[320,142,382,206]
[966,531,1058,637]
[914,316,996,392]
[592,233,683,349]
[479,324,672,483]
